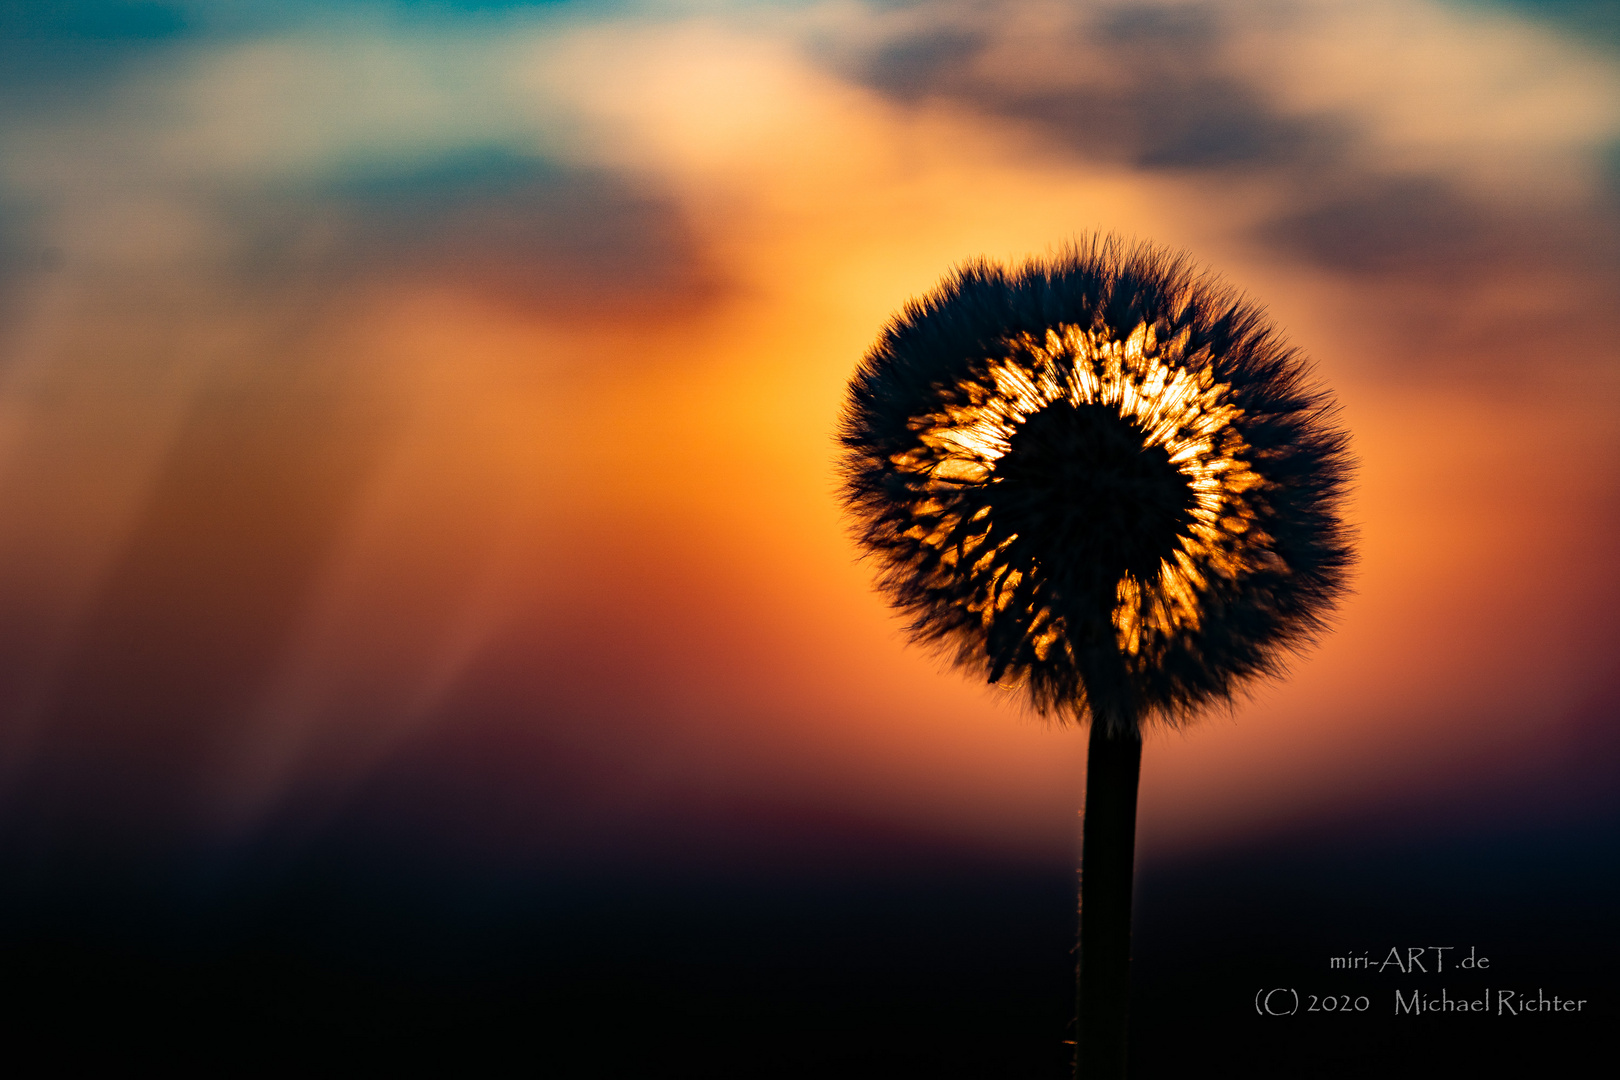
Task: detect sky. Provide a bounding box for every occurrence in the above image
[0,0,1617,936]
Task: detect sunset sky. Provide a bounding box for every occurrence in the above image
[1,1,1616,1069]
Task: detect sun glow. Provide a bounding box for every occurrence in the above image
[903,322,1271,667]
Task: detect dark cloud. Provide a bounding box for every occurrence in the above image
[311,148,727,322]
[1004,76,1345,170]
[1255,178,1498,275]
[0,0,189,40]
[1484,0,1620,49]
[857,30,984,102]
[854,5,1348,172]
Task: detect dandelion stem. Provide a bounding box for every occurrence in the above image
[1074,720,1142,1079]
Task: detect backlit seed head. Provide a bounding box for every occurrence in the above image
[839,238,1354,735]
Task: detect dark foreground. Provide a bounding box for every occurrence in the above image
[2,802,1612,1079]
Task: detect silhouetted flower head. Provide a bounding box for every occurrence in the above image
[839,239,1354,735]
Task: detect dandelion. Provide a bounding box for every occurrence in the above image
[838,237,1354,1078]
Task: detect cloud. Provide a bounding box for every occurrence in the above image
[808,0,1620,285]
[324,149,724,321]
[845,1,1349,171]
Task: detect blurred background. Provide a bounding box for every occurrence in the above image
[0,1,1615,1075]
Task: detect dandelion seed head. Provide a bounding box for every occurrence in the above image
[839,238,1355,734]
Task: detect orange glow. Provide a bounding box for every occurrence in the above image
[0,4,1615,863]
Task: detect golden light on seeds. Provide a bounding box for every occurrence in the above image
[902,321,1270,671]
